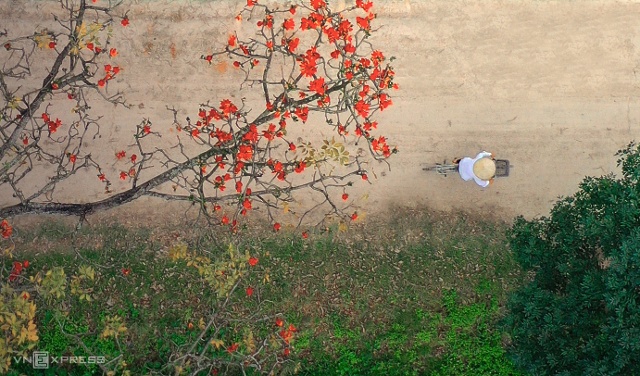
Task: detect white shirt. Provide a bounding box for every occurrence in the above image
[458,151,492,187]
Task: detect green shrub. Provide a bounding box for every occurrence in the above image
[504,142,640,375]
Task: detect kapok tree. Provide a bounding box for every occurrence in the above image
[0,0,398,232]
[1,0,396,374]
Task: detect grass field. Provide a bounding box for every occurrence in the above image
[3,208,526,375]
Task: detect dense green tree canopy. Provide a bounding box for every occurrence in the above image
[504,142,640,376]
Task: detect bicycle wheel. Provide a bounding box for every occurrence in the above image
[436,164,458,176]
[423,163,458,176]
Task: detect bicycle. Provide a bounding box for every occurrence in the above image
[423,159,512,177]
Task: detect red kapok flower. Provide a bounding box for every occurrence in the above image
[356,0,374,12]
[219,99,238,116]
[311,0,326,10]
[308,77,326,96]
[227,343,239,353]
[283,18,295,31]
[275,317,284,327]
[351,212,358,221]
[302,231,309,239]
[248,257,258,266]
[116,150,126,160]
[119,171,127,180]
[23,260,30,268]
[246,286,254,297]
[69,154,77,164]
[342,193,349,201]
[228,35,236,47]
[279,329,293,344]
[288,143,296,151]
[287,37,300,53]
[294,106,309,122]
[121,268,131,276]
[109,48,118,57]
[294,161,306,173]
[48,41,56,49]
[121,17,130,27]
[355,100,370,118]
[1,219,13,239]
[51,82,59,90]
[273,223,281,232]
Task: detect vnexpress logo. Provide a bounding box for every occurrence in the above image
[32,351,49,369]
[14,351,107,369]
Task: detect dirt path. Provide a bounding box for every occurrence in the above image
[3,0,640,226]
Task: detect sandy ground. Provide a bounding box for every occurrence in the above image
[2,0,640,227]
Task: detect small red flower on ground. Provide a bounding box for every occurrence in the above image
[248,257,258,266]
[227,343,239,353]
[275,317,284,327]
[121,18,130,27]
[246,286,254,297]
[273,223,281,232]
[1,219,13,239]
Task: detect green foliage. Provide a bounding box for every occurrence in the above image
[504,142,640,375]
[301,290,520,376]
[4,208,524,375]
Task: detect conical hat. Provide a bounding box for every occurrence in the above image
[473,158,496,180]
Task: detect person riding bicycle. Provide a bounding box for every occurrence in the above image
[453,151,496,188]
